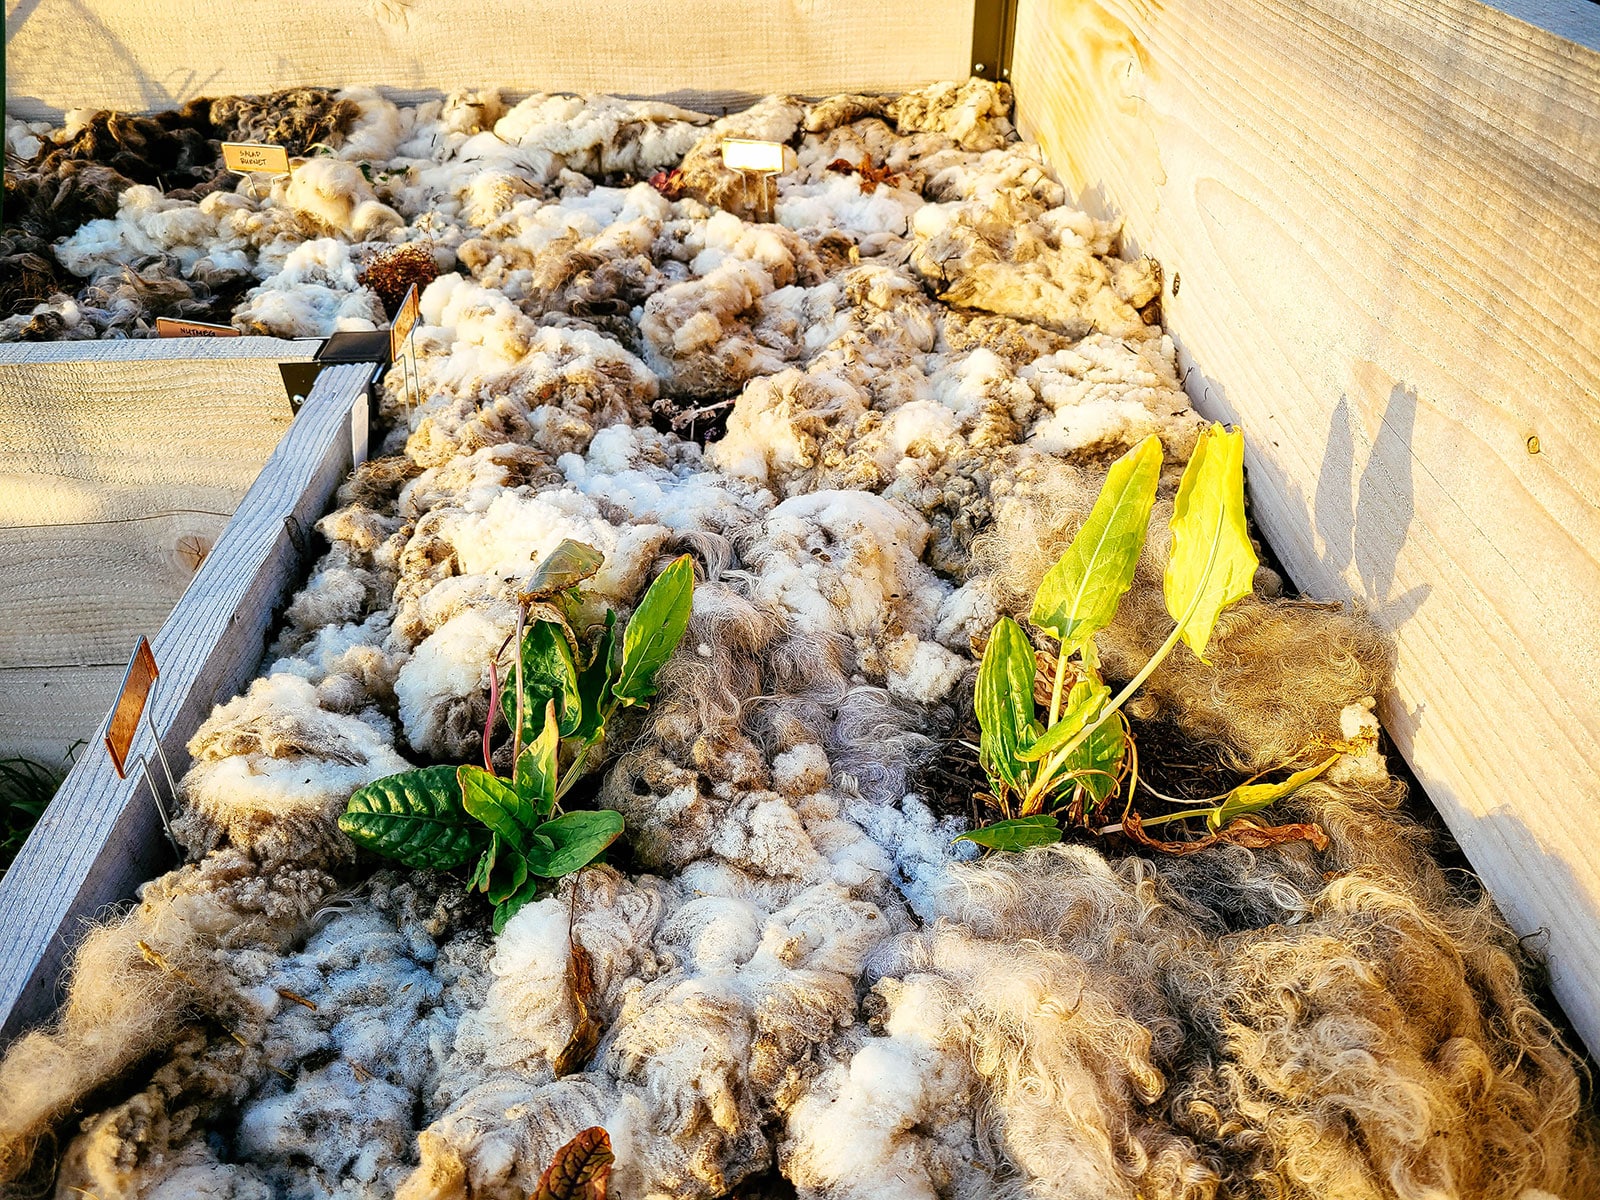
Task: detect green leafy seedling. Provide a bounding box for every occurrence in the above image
[341,542,695,931]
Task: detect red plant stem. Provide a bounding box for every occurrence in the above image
[483,664,500,772]
[484,627,516,773]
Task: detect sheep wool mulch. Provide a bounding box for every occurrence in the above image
[1,80,1596,1200]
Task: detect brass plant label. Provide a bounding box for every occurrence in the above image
[221,141,291,174]
[105,636,159,779]
[390,283,421,362]
[155,317,241,338]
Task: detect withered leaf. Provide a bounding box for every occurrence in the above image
[825,156,901,194]
[531,1126,613,1200]
[552,939,601,1077]
[520,539,603,603]
[1121,811,1330,857]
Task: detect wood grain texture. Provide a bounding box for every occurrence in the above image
[0,364,369,1046]
[1012,0,1600,1053]
[0,340,307,526]
[0,340,316,757]
[3,0,975,120]
[0,512,231,668]
[0,666,123,767]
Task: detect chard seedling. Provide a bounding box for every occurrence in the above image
[964,424,1334,854]
[341,542,695,931]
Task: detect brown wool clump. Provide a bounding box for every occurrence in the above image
[360,241,444,317]
[207,87,361,157]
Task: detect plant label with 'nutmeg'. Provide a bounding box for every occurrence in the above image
[155,317,241,338]
[221,141,291,174]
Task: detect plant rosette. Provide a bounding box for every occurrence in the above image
[340,543,694,931]
[962,425,1338,855]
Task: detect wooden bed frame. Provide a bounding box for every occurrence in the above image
[0,364,371,1043]
[0,339,317,765]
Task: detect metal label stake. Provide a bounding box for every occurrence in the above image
[105,636,182,858]
[721,138,785,223]
[390,283,422,415]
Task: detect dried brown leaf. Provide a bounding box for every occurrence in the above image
[824,155,900,194]
[553,938,601,1076]
[531,1127,613,1200]
[1121,811,1330,856]
[649,168,685,200]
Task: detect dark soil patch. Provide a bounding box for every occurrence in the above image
[913,712,1252,832]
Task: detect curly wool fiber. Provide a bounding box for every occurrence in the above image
[0,77,1594,1200]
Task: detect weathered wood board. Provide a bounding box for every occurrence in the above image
[3,0,976,120]
[0,339,314,763]
[1011,0,1600,1053]
[0,364,370,1045]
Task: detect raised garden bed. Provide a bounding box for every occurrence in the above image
[2,1,1599,1197]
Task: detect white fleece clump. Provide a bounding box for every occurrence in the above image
[478,94,709,183]
[175,673,411,862]
[780,976,982,1199]
[4,115,50,160]
[54,186,221,276]
[279,157,404,240]
[394,607,510,756]
[744,490,964,704]
[234,237,387,335]
[1022,333,1200,456]
[558,424,773,535]
[333,86,409,162]
[435,488,670,605]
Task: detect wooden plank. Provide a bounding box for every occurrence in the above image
[0,512,230,670]
[0,340,309,526]
[1011,0,1600,1053]
[0,666,122,767]
[3,0,976,120]
[0,340,320,762]
[0,364,370,1045]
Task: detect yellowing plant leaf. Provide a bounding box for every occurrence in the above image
[520,539,603,602]
[975,617,1038,796]
[513,700,561,818]
[1031,434,1162,657]
[1016,678,1107,763]
[1164,424,1258,663]
[502,620,582,742]
[1205,755,1338,832]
